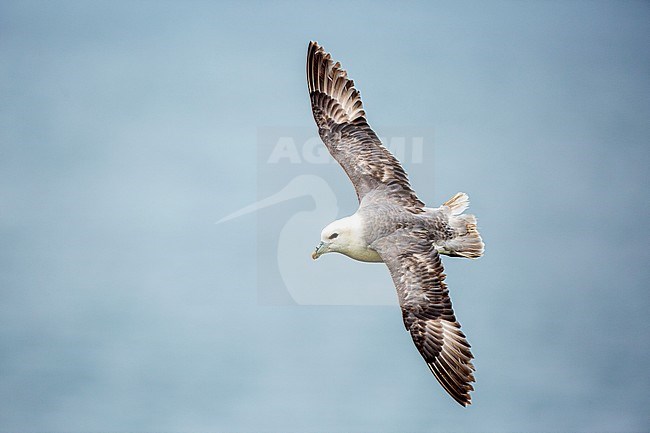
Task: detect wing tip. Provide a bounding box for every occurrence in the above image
[308,40,321,58]
[421,318,476,407]
[427,361,475,407]
[306,41,367,124]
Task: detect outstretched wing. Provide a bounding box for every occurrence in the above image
[372,230,476,406]
[307,41,424,213]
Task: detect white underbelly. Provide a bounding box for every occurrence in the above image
[344,247,383,263]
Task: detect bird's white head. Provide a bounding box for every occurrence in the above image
[311,215,365,260]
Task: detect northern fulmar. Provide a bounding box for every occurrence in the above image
[307,41,484,406]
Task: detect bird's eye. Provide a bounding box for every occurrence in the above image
[328,233,339,239]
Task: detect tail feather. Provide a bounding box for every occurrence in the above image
[443,192,469,215]
[439,193,484,259]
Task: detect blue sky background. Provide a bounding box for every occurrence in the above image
[1,1,649,432]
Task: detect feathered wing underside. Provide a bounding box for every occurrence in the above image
[372,230,476,406]
[307,41,424,213]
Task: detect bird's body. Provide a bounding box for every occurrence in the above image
[319,191,483,263]
[307,41,484,406]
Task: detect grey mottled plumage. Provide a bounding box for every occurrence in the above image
[307,41,484,406]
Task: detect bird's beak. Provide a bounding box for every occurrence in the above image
[311,241,327,260]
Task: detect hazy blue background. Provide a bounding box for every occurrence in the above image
[1,1,649,432]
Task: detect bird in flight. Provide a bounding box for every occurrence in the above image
[307,41,484,406]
